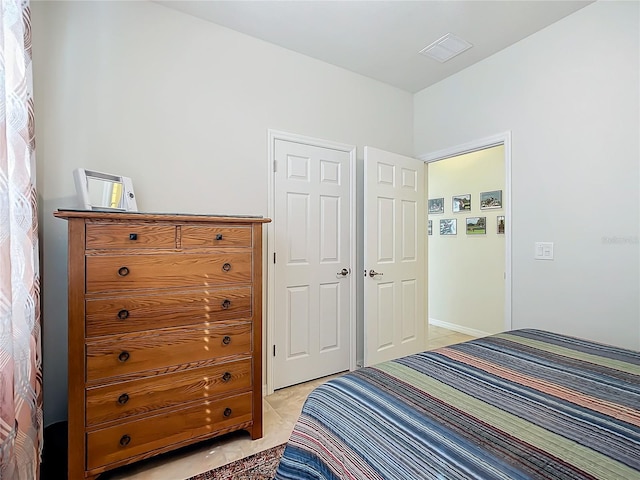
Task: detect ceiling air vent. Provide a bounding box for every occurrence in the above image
[419,33,472,63]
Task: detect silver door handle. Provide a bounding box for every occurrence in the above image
[337,268,351,277]
[368,269,383,278]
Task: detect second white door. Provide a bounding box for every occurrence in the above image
[364,146,426,366]
[273,138,353,390]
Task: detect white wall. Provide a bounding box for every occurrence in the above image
[415,1,640,349]
[428,147,505,336]
[33,0,639,428]
[32,1,413,426]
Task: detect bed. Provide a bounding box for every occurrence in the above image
[274,329,640,479]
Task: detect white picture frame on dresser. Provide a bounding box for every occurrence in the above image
[73,168,138,212]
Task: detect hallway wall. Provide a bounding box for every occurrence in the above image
[428,146,505,336]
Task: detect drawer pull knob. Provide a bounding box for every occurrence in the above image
[118,351,130,362]
[222,336,232,345]
[129,233,138,240]
[222,372,232,382]
[222,263,231,272]
[215,234,223,241]
[118,266,130,277]
[119,435,131,447]
[223,408,232,418]
[117,309,129,320]
[117,393,130,405]
[222,299,231,310]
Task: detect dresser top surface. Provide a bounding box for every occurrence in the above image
[54,209,271,223]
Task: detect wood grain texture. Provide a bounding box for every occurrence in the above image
[85,286,252,337]
[53,211,269,479]
[86,224,177,249]
[86,392,253,470]
[85,252,252,293]
[250,223,264,440]
[66,218,88,480]
[86,322,251,382]
[86,358,252,426]
[54,210,271,224]
[181,225,252,248]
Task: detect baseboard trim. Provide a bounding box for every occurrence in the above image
[429,318,492,338]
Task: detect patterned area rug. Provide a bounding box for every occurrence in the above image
[186,443,286,480]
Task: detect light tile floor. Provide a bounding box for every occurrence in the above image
[103,326,475,480]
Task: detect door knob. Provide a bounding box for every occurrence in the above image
[368,269,384,278]
[337,268,351,277]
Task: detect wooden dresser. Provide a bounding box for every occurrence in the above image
[54,210,270,479]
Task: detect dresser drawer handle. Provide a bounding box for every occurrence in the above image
[119,435,131,447]
[221,299,231,310]
[215,234,223,241]
[129,233,138,240]
[222,372,232,382]
[222,263,231,272]
[117,266,130,277]
[223,408,232,418]
[117,309,129,320]
[222,336,231,345]
[118,351,130,362]
[117,393,130,405]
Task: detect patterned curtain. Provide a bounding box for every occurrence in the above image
[0,0,43,478]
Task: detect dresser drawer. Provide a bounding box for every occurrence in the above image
[86,359,252,427]
[86,287,252,337]
[86,253,252,293]
[86,323,251,382]
[87,392,253,470]
[181,225,252,248]
[86,224,176,249]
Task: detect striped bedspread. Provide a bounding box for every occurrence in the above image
[274,329,640,480]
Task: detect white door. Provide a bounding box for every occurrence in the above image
[272,138,353,389]
[364,146,426,366]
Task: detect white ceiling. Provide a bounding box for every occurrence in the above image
[156,1,593,93]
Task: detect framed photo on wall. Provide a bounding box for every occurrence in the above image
[440,218,457,235]
[497,215,505,234]
[466,217,486,235]
[452,194,471,212]
[480,190,502,209]
[428,198,444,214]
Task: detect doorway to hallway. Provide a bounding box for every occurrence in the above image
[421,135,511,337]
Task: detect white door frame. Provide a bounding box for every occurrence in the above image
[266,129,357,395]
[418,131,512,332]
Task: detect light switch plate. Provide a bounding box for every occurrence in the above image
[535,242,554,260]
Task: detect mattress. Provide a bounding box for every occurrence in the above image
[274,329,640,479]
